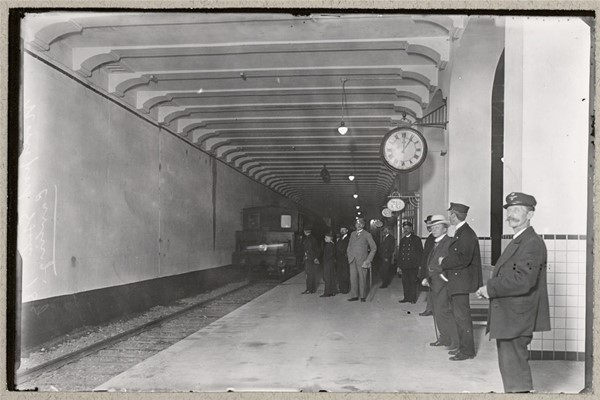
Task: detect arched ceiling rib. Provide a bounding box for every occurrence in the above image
[23,12,463,218]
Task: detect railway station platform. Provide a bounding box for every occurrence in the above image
[95,273,584,393]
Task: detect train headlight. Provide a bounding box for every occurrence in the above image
[258,243,268,252]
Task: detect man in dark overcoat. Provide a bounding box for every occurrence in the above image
[335,226,350,294]
[397,221,423,303]
[320,231,337,297]
[301,224,321,294]
[440,202,483,361]
[476,192,550,393]
[418,215,435,316]
[378,227,396,288]
[422,215,459,350]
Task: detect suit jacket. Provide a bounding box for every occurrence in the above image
[335,234,350,266]
[347,229,377,267]
[302,233,321,263]
[418,234,436,279]
[425,234,454,278]
[379,234,395,263]
[397,234,423,270]
[321,241,335,268]
[440,222,482,295]
[485,226,550,339]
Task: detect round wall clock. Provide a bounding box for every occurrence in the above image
[380,127,428,173]
[387,198,405,212]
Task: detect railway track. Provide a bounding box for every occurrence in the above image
[16,279,281,391]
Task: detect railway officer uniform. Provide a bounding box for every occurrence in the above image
[441,203,483,361]
[476,192,550,393]
[397,221,423,303]
[301,225,321,294]
[378,227,396,288]
[335,226,351,294]
[346,218,377,302]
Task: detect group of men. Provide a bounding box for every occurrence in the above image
[300,192,549,393]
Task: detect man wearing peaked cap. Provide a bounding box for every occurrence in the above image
[397,220,423,304]
[503,192,537,210]
[440,203,483,361]
[476,192,549,392]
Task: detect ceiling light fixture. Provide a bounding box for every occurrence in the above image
[353,193,358,199]
[337,78,348,135]
[356,205,360,210]
[348,174,355,181]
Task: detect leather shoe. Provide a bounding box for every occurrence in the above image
[319,294,329,297]
[360,298,366,302]
[419,310,433,316]
[449,352,474,361]
[348,297,359,302]
[429,340,448,347]
[398,299,410,303]
[301,290,311,294]
[448,348,460,355]
[380,285,388,288]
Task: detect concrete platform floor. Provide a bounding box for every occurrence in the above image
[96,273,584,393]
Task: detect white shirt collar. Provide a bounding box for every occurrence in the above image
[513,226,529,239]
[435,234,447,242]
[455,220,466,230]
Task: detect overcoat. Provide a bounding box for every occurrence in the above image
[485,226,550,339]
[418,234,436,280]
[440,223,482,295]
[379,234,395,263]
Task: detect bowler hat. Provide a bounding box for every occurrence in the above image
[448,202,470,214]
[503,192,537,210]
[402,221,413,227]
[429,214,450,226]
[424,215,433,224]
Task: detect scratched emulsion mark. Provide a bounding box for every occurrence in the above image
[17,100,59,316]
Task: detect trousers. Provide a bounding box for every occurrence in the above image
[496,336,533,392]
[450,293,475,356]
[349,259,369,299]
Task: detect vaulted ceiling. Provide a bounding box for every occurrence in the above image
[22,12,465,219]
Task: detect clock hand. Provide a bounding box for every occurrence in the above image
[402,137,411,151]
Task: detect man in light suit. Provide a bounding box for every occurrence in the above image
[476,192,550,393]
[441,202,483,361]
[346,218,377,302]
[378,227,396,288]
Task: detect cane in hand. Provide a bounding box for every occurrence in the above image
[422,277,438,341]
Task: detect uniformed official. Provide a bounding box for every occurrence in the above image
[397,221,423,304]
[441,203,483,361]
[476,192,550,393]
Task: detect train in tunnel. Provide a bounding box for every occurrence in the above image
[232,205,328,280]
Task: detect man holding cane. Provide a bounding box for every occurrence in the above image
[422,215,459,351]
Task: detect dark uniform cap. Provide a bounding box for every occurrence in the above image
[402,221,413,227]
[424,215,433,224]
[503,192,537,210]
[447,202,470,214]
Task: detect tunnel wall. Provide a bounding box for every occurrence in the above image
[18,54,290,348]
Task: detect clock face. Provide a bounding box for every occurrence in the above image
[381,208,392,218]
[387,198,405,212]
[380,127,428,172]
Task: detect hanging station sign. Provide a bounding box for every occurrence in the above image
[386,197,406,212]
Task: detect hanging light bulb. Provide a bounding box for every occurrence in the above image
[348,174,355,181]
[353,193,358,199]
[337,122,348,135]
[337,79,349,135]
[356,205,360,210]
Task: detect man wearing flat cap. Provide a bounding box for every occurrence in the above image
[441,202,483,361]
[346,217,377,302]
[476,192,550,393]
[397,221,423,303]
